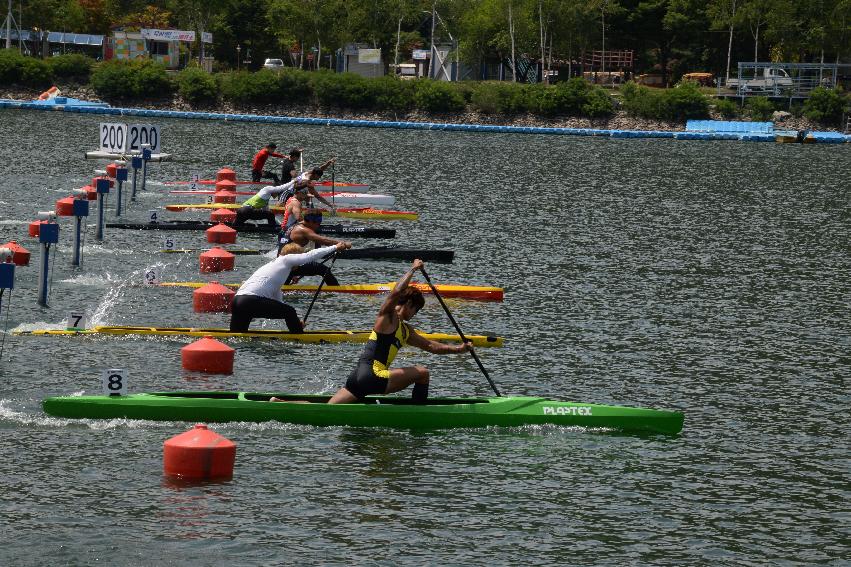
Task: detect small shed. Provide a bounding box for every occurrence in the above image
[336,44,385,78]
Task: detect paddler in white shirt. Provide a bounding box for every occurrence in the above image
[229,240,352,332]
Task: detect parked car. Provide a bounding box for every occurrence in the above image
[727,67,793,91]
[263,58,284,69]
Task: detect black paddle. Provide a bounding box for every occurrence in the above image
[420,267,502,397]
[302,253,337,325]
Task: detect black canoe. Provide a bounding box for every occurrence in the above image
[106,221,395,239]
[163,246,454,263]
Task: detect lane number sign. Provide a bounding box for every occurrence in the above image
[189,173,200,191]
[102,369,128,396]
[128,124,160,153]
[99,123,127,153]
[148,209,159,223]
[144,266,161,286]
[163,236,175,250]
[98,123,161,153]
[67,311,87,330]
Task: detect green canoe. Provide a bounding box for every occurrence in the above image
[42,392,684,435]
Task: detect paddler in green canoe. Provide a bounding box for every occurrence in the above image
[326,260,473,404]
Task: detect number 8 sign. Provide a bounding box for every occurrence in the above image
[101,369,128,396]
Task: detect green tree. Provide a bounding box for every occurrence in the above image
[707,0,739,82]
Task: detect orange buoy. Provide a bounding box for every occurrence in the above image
[92,176,114,189]
[181,336,235,374]
[55,196,75,217]
[106,163,118,178]
[28,220,47,237]
[206,223,237,244]
[163,424,236,480]
[216,168,237,182]
[210,208,237,223]
[193,281,235,313]
[79,185,98,200]
[2,241,30,266]
[213,190,237,204]
[215,179,237,192]
[199,247,235,273]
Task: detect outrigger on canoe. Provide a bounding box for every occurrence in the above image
[41,391,684,435]
[14,326,503,347]
[165,203,418,221]
[160,281,504,302]
[161,247,455,263]
[106,221,396,239]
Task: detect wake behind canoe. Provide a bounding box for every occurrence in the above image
[42,391,683,435]
[14,326,503,347]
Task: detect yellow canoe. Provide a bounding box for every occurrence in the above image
[14,325,504,347]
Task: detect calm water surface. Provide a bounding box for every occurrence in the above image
[0,109,848,565]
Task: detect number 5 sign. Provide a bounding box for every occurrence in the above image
[102,369,128,396]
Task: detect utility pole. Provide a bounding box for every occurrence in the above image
[429,1,436,79]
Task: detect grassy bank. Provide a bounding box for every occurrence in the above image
[2,50,848,128]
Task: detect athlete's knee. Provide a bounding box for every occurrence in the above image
[415,365,429,383]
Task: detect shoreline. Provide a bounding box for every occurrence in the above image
[1,84,833,134]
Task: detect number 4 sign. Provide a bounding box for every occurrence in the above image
[102,369,128,396]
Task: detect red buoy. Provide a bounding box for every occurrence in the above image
[199,247,235,272]
[2,241,30,266]
[193,281,235,313]
[210,208,237,223]
[79,185,98,200]
[215,179,237,193]
[92,175,114,189]
[181,336,235,374]
[213,191,237,204]
[55,196,75,217]
[106,162,118,178]
[163,424,236,480]
[216,168,237,182]
[28,220,47,238]
[206,223,237,244]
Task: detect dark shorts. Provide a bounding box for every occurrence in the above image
[235,205,276,227]
[252,169,280,185]
[229,294,303,332]
[345,360,388,399]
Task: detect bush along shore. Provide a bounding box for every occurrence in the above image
[1,50,848,132]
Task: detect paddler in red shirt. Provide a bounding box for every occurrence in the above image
[251,143,285,185]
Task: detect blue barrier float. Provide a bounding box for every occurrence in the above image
[2,99,848,144]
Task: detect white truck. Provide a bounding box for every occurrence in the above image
[727,67,793,92]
